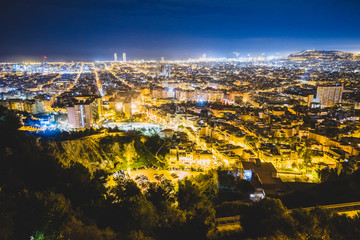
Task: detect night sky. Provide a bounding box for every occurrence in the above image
[1,0,360,61]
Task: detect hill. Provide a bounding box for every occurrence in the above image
[288,50,360,61]
[46,133,167,173]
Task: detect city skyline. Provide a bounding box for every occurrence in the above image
[1,48,360,63]
[1,0,360,61]
[2,1,360,239]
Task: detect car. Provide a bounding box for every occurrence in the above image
[154,174,163,181]
[135,174,147,181]
[171,173,179,179]
[249,188,266,202]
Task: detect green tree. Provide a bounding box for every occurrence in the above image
[241,198,295,238]
[177,179,203,211]
[146,180,175,210]
[176,178,215,238]
[59,216,116,240]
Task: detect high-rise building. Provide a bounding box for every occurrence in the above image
[161,57,165,62]
[67,98,101,128]
[316,85,343,107]
[42,56,49,73]
[123,52,126,63]
[114,52,117,62]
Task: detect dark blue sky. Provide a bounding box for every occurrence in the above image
[1,0,360,61]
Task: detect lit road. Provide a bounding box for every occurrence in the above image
[215,215,241,231]
[109,69,132,89]
[39,73,61,90]
[94,69,105,97]
[215,201,360,229]
[298,201,360,212]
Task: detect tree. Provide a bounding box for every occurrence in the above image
[0,106,21,131]
[60,216,116,240]
[110,178,141,203]
[1,191,73,240]
[124,141,138,167]
[146,180,175,210]
[177,179,203,211]
[176,178,216,238]
[241,198,295,238]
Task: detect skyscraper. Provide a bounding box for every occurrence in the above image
[166,64,171,77]
[114,52,117,62]
[42,56,48,73]
[316,85,343,107]
[123,53,126,63]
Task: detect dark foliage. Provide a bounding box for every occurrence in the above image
[1,107,360,240]
[282,169,360,208]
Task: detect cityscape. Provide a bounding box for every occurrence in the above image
[2,0,360,239]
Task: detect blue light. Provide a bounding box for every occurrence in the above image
[244,170,252,181]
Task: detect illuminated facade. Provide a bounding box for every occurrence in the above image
[67,98,101,128]
[316,85,343,107]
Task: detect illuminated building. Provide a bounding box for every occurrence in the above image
[151,87,167,99]
[167,88,175,98]
[123,52,126,63]
[115,96,132,118]
[115,99,131,118]
[41,56,49,73]
[123,100,131,118]
[114,52,117,62]
[67,98,101,128]
[12,64,20,72]
[0,99,45,114]
[316,85,343,107]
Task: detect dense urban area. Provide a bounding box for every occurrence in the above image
[2,50,360,239]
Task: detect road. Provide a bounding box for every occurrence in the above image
[298,201,360,212]
[215,201,360,228]
[155,139,167,163]
[215,215,241,231]
[94,69,104,97]
[109,69,132,89]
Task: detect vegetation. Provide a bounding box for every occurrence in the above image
[282,169,360,208]
[232,198,360,240]
[42,131,167,172]
[1,106,360,239]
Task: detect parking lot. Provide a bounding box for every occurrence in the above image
[129,169,202,182]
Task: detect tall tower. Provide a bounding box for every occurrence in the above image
[42,56,47,66]
[42,56,48,73]
[114,52,118,62]
[123,53,126,63]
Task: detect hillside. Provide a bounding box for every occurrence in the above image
[46,133,166,172]
[288,50,360,61]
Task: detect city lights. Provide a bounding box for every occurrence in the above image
[2,0,360,237]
